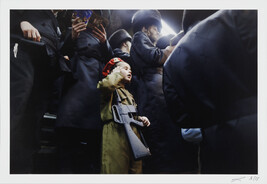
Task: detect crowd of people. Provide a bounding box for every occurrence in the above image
[10,9,257,174]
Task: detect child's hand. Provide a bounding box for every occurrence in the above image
[139,116,150,127]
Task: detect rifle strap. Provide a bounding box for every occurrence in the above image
[138,129,149,149]
[113,88,133,105]
[114,89,121,102]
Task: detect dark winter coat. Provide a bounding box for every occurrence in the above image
[12,10,63,57]
[163,10,257,174]
[10,10,67,173]
[56,30,113,130]
[130,31,165,113]
[113,48,131,63]
[130,31,198,173]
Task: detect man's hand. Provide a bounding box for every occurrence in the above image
[64,56,70,61]
[20,21,41,42]
[139,116,150,127]
[92,24,107,44]
[160,45,175,65]
[164,45,175,58]
[72,17,87,40]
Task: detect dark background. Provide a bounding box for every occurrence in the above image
[57,10,184,37]
[104,10,184,36]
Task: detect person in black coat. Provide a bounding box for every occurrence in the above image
[162,10,219,173]
[130,10,197,173]
[163,10,257,174]
[10,10,80,174]
[157,32,203,173]
[55,10,114,174]
[9,10,82,174]
[108,28,140,98]
[108,29,132,62]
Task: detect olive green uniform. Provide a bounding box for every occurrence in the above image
[97,72,142,174]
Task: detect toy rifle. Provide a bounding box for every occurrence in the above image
[112,89,151,160]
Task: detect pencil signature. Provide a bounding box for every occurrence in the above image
[231,177,246,182]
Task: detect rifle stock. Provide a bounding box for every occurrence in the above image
[124,123,151,160]
[111,89,151,160]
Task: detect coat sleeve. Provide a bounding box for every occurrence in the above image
[100,40,114,64]
[10,11,25,35]
[163,10,257,128]
[132,32,164,67]
[163,69,191,127]
[60,28,76,58]
[163,68,212,128]
[97,72,123,93]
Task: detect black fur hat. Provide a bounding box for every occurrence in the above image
[132,10,162,33]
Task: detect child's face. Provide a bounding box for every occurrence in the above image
[117,62,132,83]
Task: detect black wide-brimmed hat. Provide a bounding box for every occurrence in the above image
[108,29,132,49]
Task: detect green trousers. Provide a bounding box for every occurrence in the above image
[101,121,142,174]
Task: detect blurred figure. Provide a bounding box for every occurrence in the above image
[163,10,218,174]
[10,10,75,174]
[157,31,202,174]
[130,10,196,174]
[163,10,257,174]
[181,10,217,34]
[108,29,140,98]
[55,10,113,174]
[108,29,132,59]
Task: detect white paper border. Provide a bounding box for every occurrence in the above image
[1,0,267,183]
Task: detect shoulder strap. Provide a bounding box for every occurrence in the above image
[112,89,121,105]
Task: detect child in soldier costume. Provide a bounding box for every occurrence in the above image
[108,29,139,100]
[97,57,150,174]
